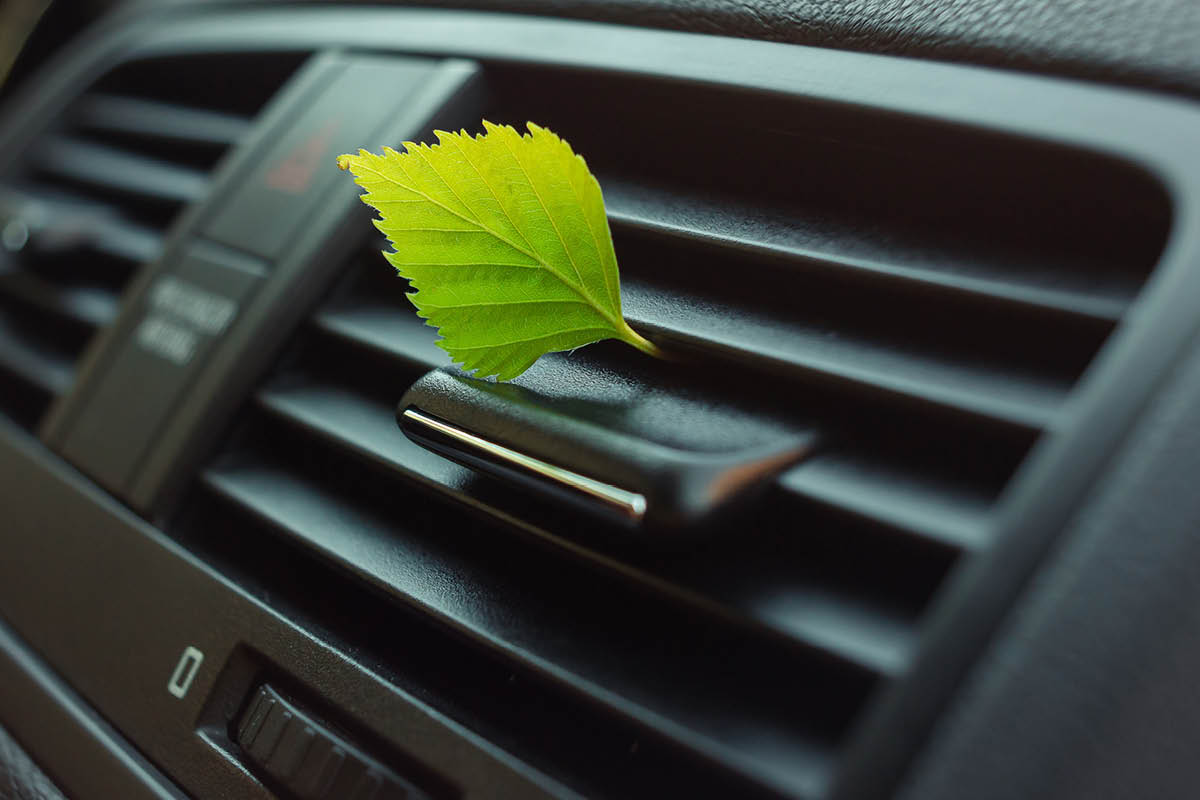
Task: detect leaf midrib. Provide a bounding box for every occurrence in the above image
[447,325,615,350]
[418,298,592,310]
[439,134,539,255]
[495,130,588,291]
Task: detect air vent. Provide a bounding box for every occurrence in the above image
[173,63,1169,798]
[0,52,305,430]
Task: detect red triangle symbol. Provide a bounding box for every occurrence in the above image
[264,119,342,195]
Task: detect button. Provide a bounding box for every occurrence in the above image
[236,685,422,800]
[58,243,262,493]
[204,56,440,259]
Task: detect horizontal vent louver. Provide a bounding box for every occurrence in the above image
[0,53,305,430]
[175,64,1169,798]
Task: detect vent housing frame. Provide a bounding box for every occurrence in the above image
[151,14,1187,800]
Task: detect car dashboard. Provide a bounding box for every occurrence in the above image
[3,3,1200,799]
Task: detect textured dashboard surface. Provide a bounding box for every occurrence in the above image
[273,0,1200,99]
[0,725,67,800]
[897,332,1200,800]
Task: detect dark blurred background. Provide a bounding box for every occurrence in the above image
[0,0,116,95]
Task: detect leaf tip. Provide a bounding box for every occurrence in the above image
[335,154,353,171]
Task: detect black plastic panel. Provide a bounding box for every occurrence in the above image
[0,418,569,800]
[0,617,185,800]
[59,242,264,492]
[204,57,440,259]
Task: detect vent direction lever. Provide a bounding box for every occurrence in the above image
[398,369,815,533]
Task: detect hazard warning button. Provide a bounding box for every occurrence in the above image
[205,55,440,260]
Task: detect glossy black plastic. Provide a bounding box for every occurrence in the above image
[400,368,815,532]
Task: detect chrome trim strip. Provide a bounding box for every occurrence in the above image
[401,407,647,522]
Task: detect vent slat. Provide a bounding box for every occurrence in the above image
[90,216,162,264]
[7,187,164,267]
[603,179,1132,324]
[622,284,1064,431]
[312,303,447,372]
[200,462,841,800]
[73,94,252,147]
[315,289,1063,431]
[0,311,74,396]
[254,380,920,676]
[745,584,915,678]
[0,269,118,329]
[32,136,209,206]
[779,456,990,552]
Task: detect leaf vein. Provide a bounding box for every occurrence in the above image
[355,161,603,309]
[383,227,500,234]
[388,260,541,269]
[417,298,591,310]
[353,163,532,261]
[446,326,613,350]
[441,134,538,253]
[495,129,600,313]
[409,145,491,235]
[566,162,617,310]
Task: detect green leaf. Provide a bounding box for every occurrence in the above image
[337,120,663,380]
